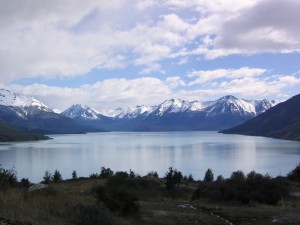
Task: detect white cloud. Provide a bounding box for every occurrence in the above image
[165,76,186,88]
[9,77,173,111]
[0,0,300,86]
[188,67,267,85]
[7,71,300,111]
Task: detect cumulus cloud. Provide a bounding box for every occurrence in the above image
[1,0,299,82]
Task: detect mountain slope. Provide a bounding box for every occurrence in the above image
[0,89,102,134]
[63,95,275,131]
[0,120,49,142]
[221,94,300,141]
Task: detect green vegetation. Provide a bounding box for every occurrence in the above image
[0,164,300,225]
[164,167,183,190]
[193,170,289,205]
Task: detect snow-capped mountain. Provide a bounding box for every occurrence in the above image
[0,89,101,134]
[0,88,53,113]
[114,95,275,119]
[63,95,276,131]
[62,104,101,120]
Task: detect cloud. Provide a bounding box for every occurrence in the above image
[188,67,267,85]
[0,0,299,83]
[205,0,300,58]
[7,71,300,111]
[9,77,173,111]
[165,76,186,88]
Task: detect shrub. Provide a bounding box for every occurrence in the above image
[89,173,99,179]
[192,170,289,205]
[146,171,159,178]
[203,169,214,182]
[0,165,17,191]
[164,167,183,190]
[114,171,129,179]
[43,171,52,184]
[230,170,246,183]
[52,170,62,183]
[216,175,225,182]
[92,185,140,217]
[100,167,114,178]
[72,170,77,180]
[129,169,136,178]
[20,178,31,188]
[287,163,300,182]
[74,204,121,225]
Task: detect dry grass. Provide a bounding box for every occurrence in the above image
[0,177,299,225]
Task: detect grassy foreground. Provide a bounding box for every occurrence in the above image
[0,165,300,225]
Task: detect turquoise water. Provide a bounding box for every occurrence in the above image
[0,132,299,182]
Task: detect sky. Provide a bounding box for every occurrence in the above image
[0,0,300,112]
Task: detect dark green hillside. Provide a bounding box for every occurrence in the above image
[0,120,49,142]
[221,94,300,141]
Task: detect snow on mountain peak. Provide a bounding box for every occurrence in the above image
[0,88,52,112]
[62,95,275,121]
[62,104,100,120]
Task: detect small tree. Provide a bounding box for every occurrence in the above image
[72,170,77,180]
[287,163,300,182]
[129,169,136,178]
[164,167,183,190]
[52,170,62,183]
[216,175,224,182]
[230,170,246,183]
[100,167,114,178]
[146,171,159,178]
[203,168,214,182]
[0,165,18,191]
[43,171,52,184]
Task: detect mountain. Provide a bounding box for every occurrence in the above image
[62,104,102,120]
[0,89,101,134]
[0,119,49,142]
[221,94,300,141]
[63,95,275,131]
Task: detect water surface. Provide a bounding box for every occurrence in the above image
[0,132,299,182]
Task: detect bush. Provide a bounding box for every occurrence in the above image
[287,163,300,182]
[92,185,140,217]
[43,171,52,184]
[74,204,121,225]
[203,169,214,182]
[52,170,62,183]
[129,169,136,178]
[146,171,159,178]
[72,170,77,180]
[192,170,289,205]
[100,167,114,179]
[89,173,99,179]
[20,178,31,188]
[164,167,183,190]
[0,165,17,191]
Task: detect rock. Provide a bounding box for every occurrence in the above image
[28,183,48,192]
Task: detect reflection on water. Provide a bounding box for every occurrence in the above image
[0,132,300,182]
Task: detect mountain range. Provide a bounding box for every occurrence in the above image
[221,94,300,141]
[2,88,300,142]
[0,89,100,138]
[62,95,276,131]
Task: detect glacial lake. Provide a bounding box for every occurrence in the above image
[0,131,300,183]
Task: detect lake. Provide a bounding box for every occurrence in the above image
[0,132,299,183]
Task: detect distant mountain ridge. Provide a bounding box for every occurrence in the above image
[0,119,49,142]
[0,89,102,135]
[63,95,276,131]
[221,93,300,141]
